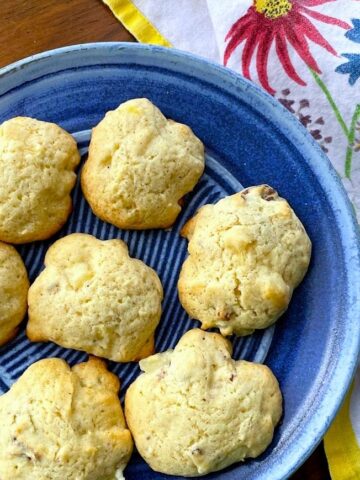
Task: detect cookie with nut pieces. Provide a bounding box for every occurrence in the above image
[0,356,133,480]
[178,185,311,336]
[125,328,282,477]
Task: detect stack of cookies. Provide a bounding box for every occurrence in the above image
[0,99,311,479]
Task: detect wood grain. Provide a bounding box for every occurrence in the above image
[0,1,331,479]
[292,442,331,480]
[0,0,134,68]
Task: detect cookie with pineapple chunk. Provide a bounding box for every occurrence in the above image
[81,98,205,229]
[0,356,133,480]
[125,328,282,476]
[0,241,29,345]
[178,185,311,336]
[0,116,80,243]
[27,233,163,362]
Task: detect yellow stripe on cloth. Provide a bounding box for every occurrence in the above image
[103,0,171,47]
[325,384,360,480]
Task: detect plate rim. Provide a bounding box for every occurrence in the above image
[0,42,359,479]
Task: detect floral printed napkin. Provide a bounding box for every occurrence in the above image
[103,1,359,478]
[210,0,360,218]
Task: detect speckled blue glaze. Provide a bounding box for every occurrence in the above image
[0,43,359,480]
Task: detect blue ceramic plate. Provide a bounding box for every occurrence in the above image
[0,43,359,480]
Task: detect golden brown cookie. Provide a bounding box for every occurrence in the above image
[27,233,163,362]
[0,241,29,345]
[178,185,311,336]
[81,98,205,229]
[0,116,80,243]
[0,356,133,479]
[125,328,282,476]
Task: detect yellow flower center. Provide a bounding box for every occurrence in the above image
[255,0,292,19]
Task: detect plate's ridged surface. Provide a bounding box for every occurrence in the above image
[0,130,274,396]
[0,44,359,480]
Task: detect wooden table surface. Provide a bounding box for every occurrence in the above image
[1,1,331,479]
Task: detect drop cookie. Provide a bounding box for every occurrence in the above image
[0,357,133,480]
[81,98,205,229]
[125,328,282,476]
[0,117,80,243]
[27,233,163,362]
[0,241,29,345]
[178,185,311,336]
